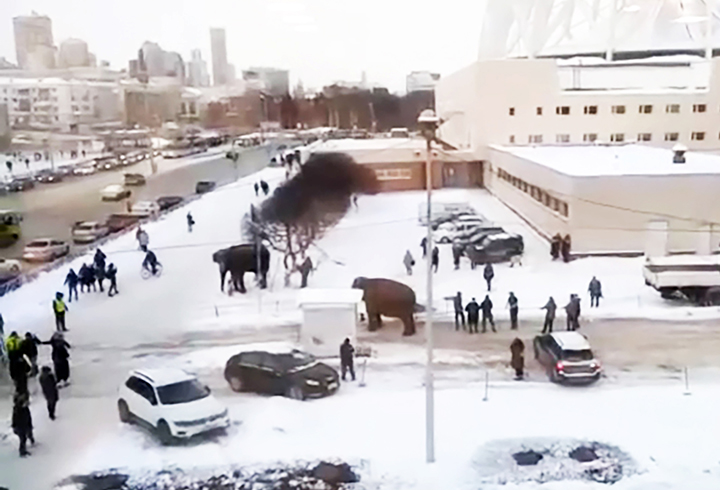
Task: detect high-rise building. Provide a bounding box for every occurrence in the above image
[210,28,228,86]
[58,38,91,68]
[187,49,210,87]
[135,42,184,82]
[227,63,236,84]
[242,67,290,96]
[406,71,440,93]
[13,13,56,70]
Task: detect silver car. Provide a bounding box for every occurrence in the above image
[72,221,110,244]
[22,238,70,263]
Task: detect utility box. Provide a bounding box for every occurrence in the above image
[297,289,363,357]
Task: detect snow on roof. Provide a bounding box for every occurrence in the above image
[491,144,720,177]
[550,331,591,351]
[297,288,363,307]
[312,138,426,152]
[132,368,195,386]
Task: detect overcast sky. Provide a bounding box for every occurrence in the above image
[0,0,487,92]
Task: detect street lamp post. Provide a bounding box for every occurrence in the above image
[418,108,439,464]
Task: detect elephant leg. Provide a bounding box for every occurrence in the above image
[220,267,227,292]
[402,314,416,336]
[367,309,380,331]
[260,272,267,289]
[237,272,247,294]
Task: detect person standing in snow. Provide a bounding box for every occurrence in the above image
[431,246,439,273]
[64,268,78,302]
[106,263,119,297]
[143,249,159,276]
[510,338,525,380]
[561,234,572,263]
[483,263,495,291]
[46,332,71,386]
[52,292,68,332]
[541,297,557,333]
[93,248,106,272]
[452,242,463,270]
[565,294,581,331]
[340,338,355,381]
[253,182,259,196]
[588,276,602,307]
[550,234,562,260]
[453,292,465,331]
[186,212,195,233]
[403,250,415,275]
[465,297,480,334]
[39,366,59,420]
[420,236,428,258]
[95,263,106,293]
[260,180,269,195]
[507,292,519,330]
[12,392,34,457]
[298,256,313,288]
[21,333,40,377]
[78,264,89,293]
[136,227,149,252]
[480,295,496,333]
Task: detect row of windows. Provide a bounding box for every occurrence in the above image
[374,168,412,181]
[497,168,569,217]
[511,131,712,144]
[509,103,709,116]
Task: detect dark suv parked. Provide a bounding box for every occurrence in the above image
[465,232,524,267]
[224,350,339,400]
[533,332,601,384]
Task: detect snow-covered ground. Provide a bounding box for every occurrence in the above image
[1,161,719,489]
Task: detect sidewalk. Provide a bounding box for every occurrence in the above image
[1,150,104,180]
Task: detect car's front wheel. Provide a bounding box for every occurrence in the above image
[118,400,131,423]
[228,375,244,393]
[286,385,305,401]
[156,420,174,445]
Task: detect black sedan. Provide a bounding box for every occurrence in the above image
[224,350,339,400]
[465,232,524,267]
[156,196,184,211]
[35,169,64,183]
[195,181,216,194]
[7,177,35,192]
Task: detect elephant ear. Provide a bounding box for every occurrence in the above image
[351,277,366,289]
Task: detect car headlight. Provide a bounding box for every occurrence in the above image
[305,379,321,386]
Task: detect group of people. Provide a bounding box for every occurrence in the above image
[253,180,270,196]
[4,330,68,456]
[135,227,162,276]
[550,234,573,263]
[453,291,520,333]
[64,248,119,303]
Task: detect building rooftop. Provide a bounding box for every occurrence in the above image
[491,144,720,177]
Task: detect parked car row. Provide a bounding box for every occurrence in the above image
[117,347,340,444]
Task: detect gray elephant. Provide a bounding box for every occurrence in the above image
[213,244,270,294]
[352,277,418,336]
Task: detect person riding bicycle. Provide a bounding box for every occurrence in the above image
[142,250,159,276]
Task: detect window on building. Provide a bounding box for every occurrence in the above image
[72,105,79,112]
[529,134,543,144]
[639,104,653,114]
[612,105,626,114]
[583,133,598,142]
[638,133,652,142]
[560,202,569,217]
[693,104,707,113]
[82,105,90,111]
[665,132,679,141]
[556,134,570,143]
[666,104,680,113]
[374,168,412,181]
[509,135,515,144]
[610,133,625,142]
[555,106,570,115]
[583,105,597,115]
[508,107,515,116]
[54,116,59,121]
[536,107,543,115]
[692,131,706,141]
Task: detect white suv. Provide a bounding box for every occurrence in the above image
[118,368,229,444]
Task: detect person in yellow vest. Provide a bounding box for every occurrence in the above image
[52,292,68,332]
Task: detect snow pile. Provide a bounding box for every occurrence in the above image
[473,437,638,486]
[58,461,360,490]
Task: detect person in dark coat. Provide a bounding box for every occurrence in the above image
[95,263,106,293]
[143,250,159,275]
[12,392,34,457]
[420,236,428,257]
[561,234,572,263]
[453,292,465,331]
[565,294,581,331]
[550,234,562,260]
[21,333,41,377]
[260,180,269,195]
[588,276,602,307]
[52,292,68,332]
[47,332,71,385]
[507,292,519,330]
[541,296,557,333]
[8,350,31,395]
[403,250,415,275]
[480,295,496,333]
[254,182,259,196]
[93,248,106,272]
[78,264,89,293]
[186,212,195,232]
[340,338,355,381]
[465,298,480,333]
[452,242,463,270]
[64,268,79,302]
[510,338,525,380]
[431,246,439,273]
[106,263,118,297]
[39,366,59,420]
[483,263,495,291]
[298,256,313,288]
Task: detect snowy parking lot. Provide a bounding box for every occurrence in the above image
[1,163,720,489]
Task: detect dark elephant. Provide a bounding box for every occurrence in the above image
[213,244,270,294]
[352,277,417,336]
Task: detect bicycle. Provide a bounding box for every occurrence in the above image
[141,262,163,279]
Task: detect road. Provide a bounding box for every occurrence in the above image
[0,145,277,262]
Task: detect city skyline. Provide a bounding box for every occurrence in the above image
[0,0,485,92]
